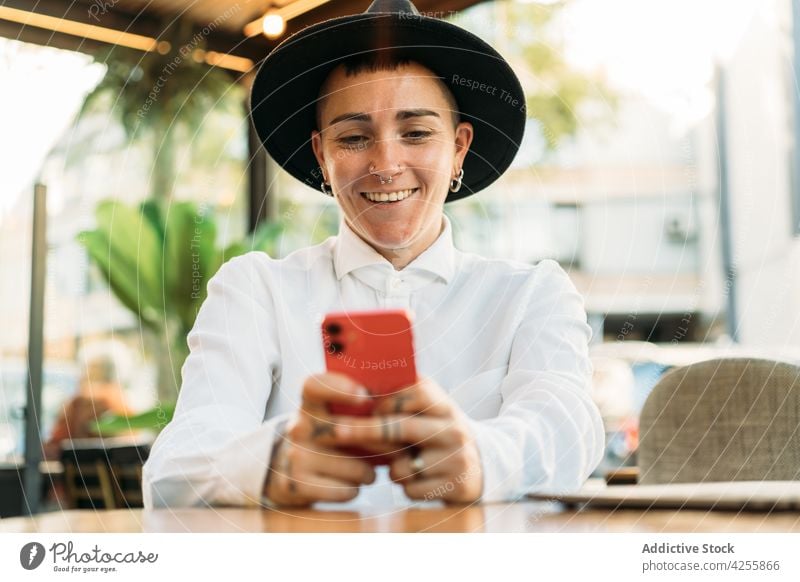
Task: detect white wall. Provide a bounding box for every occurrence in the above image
[722,0,800,346]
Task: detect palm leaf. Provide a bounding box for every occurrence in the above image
[90,402,176,436]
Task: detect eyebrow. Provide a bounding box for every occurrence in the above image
[327,109,441,126]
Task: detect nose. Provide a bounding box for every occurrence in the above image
[368,136,403,180]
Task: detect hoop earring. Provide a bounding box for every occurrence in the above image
[321,180,333,197]
[449,168,464,193]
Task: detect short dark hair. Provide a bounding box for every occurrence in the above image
[340,51,414,76]
[315,53,461,129]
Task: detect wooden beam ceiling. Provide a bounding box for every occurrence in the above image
[0,0,489,65]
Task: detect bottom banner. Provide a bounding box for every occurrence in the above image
[1,533,798,581]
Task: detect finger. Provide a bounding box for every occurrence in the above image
[300,446,377,485]
[333,414,459,448]
[289,413,409,455]
[403,476,463,502]
[301,372,369,409]
[345,441,405,455]
[372,377,451,417]
[388,447,453,483]
[291,471,362,502]
[287,411,341,447]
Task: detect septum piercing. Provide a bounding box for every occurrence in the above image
[369,164,397,185]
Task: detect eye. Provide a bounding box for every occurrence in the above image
[336,135,370,148]
[404,130,433,141]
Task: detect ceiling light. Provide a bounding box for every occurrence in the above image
[243,0,331,39]
[261,14,286,39]
[0,5,159,52]
[0,6,253,72]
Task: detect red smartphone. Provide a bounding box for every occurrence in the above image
[321,309,417,464]
[322,309,417,415]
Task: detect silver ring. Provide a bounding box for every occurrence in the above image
[411,452,425,478]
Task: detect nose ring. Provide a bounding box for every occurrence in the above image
[369,164,396,185]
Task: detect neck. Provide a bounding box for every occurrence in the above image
[380,246,427,271]
[351,216,445,271]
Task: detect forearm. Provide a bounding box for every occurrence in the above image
[466,260,604,502]
[142,255,286,509]
[468,375,604,502]
[143,408,291,508]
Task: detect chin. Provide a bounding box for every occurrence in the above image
[349,214,433,251]
[354,218,409,238]
[368,233,414,251]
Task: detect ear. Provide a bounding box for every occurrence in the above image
[311,129,327,181]
[453,121,474,173]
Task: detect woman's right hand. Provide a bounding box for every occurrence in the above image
[262,372,379,506]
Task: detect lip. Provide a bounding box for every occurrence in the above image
[360,188,420,205]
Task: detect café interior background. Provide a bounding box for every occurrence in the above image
[1,0,797,477]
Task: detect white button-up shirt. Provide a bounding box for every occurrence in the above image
[143,215,604,508]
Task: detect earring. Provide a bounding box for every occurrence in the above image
[449,168,464,193]
[321,180,333,197]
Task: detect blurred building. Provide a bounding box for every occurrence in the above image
[444,0,799,348]
[716,0,800,346]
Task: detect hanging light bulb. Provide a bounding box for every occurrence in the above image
[244,1,332,39]
[261,13,286,39]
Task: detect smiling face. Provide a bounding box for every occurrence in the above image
[311,60,473,269]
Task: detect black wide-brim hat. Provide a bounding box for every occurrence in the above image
[249,0,526,203]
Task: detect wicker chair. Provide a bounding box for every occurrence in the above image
[638,358,800,485]
[60,438,150,509]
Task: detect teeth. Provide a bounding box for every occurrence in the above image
[362,189,415,203]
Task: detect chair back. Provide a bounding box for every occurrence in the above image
[60,437,151,509]
[107,442,150,508]
[638,358,800,485]
[0,464,24,517]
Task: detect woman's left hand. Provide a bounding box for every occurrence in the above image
[326,377,484,503]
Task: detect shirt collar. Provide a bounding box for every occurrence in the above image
[333,214,456,284]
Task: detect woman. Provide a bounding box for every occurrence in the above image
[44,348,132,461]
[143,0,604,508]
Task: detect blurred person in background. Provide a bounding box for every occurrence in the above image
[44,341,133,460]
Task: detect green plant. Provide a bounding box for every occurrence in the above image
[62,20,255,435]
[91,402,177,437]
[78,198,285,428]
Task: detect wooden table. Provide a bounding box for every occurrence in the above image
[2,500,799,533]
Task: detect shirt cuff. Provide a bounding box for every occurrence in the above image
[209,412,292,506]
[466,417,525,503]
